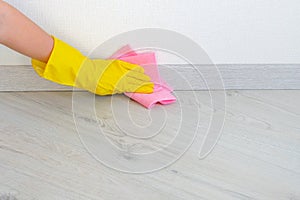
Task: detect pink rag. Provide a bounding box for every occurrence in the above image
[109,45,176,109]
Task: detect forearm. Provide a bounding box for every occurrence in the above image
[0,1,53,62]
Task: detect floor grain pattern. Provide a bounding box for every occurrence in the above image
[0,90,299,200]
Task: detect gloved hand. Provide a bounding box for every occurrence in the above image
[31,36,154,95]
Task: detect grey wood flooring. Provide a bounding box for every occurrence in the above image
[0,90,299,200]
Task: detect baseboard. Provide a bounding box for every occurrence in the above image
[0,64,299,91]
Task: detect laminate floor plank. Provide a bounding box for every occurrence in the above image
[0,90,299,200]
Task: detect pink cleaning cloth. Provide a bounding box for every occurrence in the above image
[109,45,176,109]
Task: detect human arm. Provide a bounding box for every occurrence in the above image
[0,0,53,63]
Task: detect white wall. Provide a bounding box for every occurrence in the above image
[1,0,300,65]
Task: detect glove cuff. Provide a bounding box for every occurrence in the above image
[31,36,86,87]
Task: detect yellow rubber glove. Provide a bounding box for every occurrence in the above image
[31,36,154,95]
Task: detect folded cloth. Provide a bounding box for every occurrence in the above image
[109,45,176,109]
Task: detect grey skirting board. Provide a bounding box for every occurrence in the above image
[0,64,300,91]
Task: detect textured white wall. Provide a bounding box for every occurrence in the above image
[1,0,300,65]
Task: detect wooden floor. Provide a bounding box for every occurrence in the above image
[0,90,299,200]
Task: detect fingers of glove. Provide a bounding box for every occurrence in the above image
[134,82,154,94]
[120,83,154,94]
[127,76,152,87]
[126,70,151,82]
[118,60,145,73]
[116,76,154,93]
